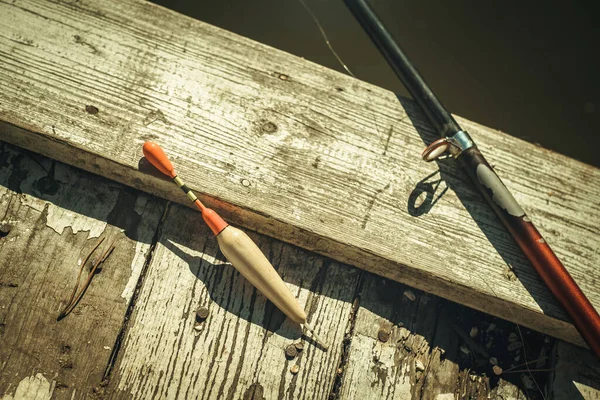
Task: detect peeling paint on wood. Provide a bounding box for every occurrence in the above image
[1,144,598,398]
[0,373,54,400]
[0,0,598,348]
[0,143,165,398]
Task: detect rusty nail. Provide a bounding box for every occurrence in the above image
[285,344,297,359]
[196,307,209,321]
[377,329,390,343]
[0,224,10,237]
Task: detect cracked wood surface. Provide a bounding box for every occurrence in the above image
[107,203,363,399]
[1,0,599,350]
[0,142,165,399]
[1,143,599,399]
[338,276,531,400]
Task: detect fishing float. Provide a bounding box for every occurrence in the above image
[344,0,600,358]
[142,141,327,350]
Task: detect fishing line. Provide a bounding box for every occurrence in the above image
[297,0,549,397]
[297,0,355,78]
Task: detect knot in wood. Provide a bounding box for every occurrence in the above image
[261,122,277,133]
[85,105,99,115]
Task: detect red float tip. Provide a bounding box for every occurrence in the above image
[142,142,177,179]
[202,208,229,236]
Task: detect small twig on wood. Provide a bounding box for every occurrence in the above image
[502,357,545,373]
[57,237,116,320]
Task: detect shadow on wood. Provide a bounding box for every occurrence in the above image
[343,272,553,399]
[0,141,165,398]
[395,95,578,342]
[0,142,159,245]
[164,237,305,342]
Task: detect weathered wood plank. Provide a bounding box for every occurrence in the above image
[0,0,598,347]
[107,203,362,399]
[337,275,559,400]
[0,142,165,399]
[549,341,600,399]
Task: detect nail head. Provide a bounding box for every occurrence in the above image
[285,344,297,359]
[85,105,99,115]
[196,307,209,321]
[377,329,390,343]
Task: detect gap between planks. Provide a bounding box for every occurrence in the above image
[1,0,599,350]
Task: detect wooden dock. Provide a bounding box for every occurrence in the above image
[1,0,599,398]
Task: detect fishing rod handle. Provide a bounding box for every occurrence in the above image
[458,147,600,357]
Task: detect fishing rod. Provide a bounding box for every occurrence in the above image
[343,0,600,358]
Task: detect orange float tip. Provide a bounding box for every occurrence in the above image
[142,142,177,179]
[202,208,229,236]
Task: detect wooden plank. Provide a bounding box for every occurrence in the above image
[549,341,600,399]
[107,203,362,399]
[0,0,599,347]
[0,142,165,399]
[337,274,560,400]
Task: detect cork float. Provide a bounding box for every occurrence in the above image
[142,142,327,350]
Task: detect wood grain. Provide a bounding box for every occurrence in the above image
[0,142,165,399]
[548,342,600,399]
[0,0,598,347]
[337,275,534,400]
[2,144,596,399]
[108,203,362,399]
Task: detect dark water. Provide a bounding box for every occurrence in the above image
[153,0,600,167]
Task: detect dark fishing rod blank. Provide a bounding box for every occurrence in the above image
[344,0,600,358]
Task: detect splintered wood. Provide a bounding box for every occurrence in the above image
[0,0,599,347]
